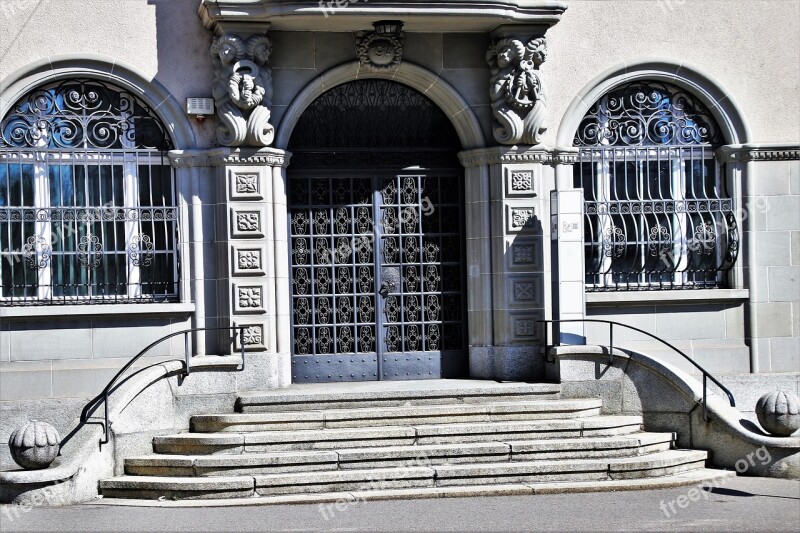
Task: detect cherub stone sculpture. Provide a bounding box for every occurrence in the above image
[487,37,548,145]
[211,33,275,147]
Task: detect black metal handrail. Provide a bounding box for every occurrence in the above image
[538,319,735,421]
[63,326,245,449]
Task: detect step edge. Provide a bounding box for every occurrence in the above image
[91,469,735,507]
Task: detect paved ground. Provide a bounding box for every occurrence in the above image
[1,476,798,532]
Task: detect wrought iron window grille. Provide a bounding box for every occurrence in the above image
[0,80,179,305]
[573,81,738,291]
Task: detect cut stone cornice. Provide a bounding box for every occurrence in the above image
[199,1,568,33]
[458,145,578,167]
[169,147,291,168]
[716,143,800,163]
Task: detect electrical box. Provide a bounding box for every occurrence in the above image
[186,97,214,116]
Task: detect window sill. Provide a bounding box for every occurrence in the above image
[586,289,749,307]
[0,302,195,321]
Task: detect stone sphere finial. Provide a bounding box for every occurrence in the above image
[756,390,800,437]
[8,420,61,470]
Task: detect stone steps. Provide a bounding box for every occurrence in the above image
[93,469,739,507]
[153,415,644,455]
[100,450,708,500]
[235,381,561,412]
[125,432,674,477]
[98,382,729,503]
[190,398,603,432]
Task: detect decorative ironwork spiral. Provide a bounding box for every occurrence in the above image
[129,234,155,267]
[574,81,721,148]
[77,235,103,268]
[0,80,172,150]
[23,235,51,270]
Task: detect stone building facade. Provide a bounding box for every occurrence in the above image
[0,0,798,469]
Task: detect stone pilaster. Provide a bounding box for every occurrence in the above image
[459,146,558,381]
[170,148,290,366]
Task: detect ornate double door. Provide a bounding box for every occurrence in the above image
[289,171,467,382]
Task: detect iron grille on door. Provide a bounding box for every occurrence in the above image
[289,173,465,382]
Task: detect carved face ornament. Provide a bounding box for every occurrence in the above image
[497,46,515,68]
[248,36,272,65]
[532,48,547,66]
[214,35,245,65]
[219,44,236,63]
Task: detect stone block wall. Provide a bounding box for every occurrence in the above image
[0,0,796,404]
[745,159,800,372]
[267,31,493,146]
[585,302,749,376]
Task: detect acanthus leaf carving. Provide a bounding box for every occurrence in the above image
[211,33,275,148]
[487,36,548,146]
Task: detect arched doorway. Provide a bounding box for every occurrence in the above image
[287,79,467,382]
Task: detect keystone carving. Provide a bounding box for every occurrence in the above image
[211,33,275,147]
[356,31,403,71]
[487,37,548,145]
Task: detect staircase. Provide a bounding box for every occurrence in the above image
[98,381,733,503]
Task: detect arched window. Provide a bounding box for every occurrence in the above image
[0,79,179,304]
[573,81,739,291]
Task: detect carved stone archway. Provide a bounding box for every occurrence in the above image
[284,78,468,382]
[276,64,493,382]
[275,61,486,151]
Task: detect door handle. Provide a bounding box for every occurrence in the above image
[379,281,391,297]
[379,267,400,297]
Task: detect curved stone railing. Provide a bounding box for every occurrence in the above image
[0,356,243,505]
[550,345,799,479]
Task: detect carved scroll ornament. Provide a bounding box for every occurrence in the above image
[487,37,548,145]
[211,33,275,147]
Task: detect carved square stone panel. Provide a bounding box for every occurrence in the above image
[506,275,542,306]
[233,283,266,314]
[515,318,536,337]
[505,168,537,197]
[507,238,541,269]
[230,207,266,238]
[233,322,268,352]
[506,205,538,233]
[508,310,544,342]
[232,245,267,276]
[229,170,263,201]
